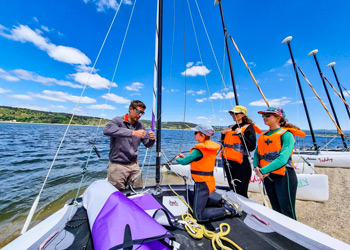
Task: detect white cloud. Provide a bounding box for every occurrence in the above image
[343,90,350,97]
[87,104,116,110]
[41,25,50,32]
[181,65,211,77]
[196,98,207,103]
[209,92,224,100]
[196,116,209,120]
[196,90,205,95]
[269,68,276,73]
[248,61,256,68]
[31,90,96,103]
[83,0,132,12]
[13,104,49,112]
[249,97,291,107]
[70,72,116,89]
[0,87,12,94]
[187,89,205,96]
[0,68,19,82]
[8,94,34,100]
[186,62,194,68]
[75,65,97,73]
[130,93,141,96]
[284,59,292,66]
[50,105,68,109]
[209,91,235,100]
[102,93,130,104]
[125,82,144,91]
[12,69,83,88]
[0,24,90,65]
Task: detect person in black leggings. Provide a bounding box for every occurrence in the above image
[221,105,261,198]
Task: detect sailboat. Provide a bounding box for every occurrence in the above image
[3,1,350,249]
[282,36,350,168]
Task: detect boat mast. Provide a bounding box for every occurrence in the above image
[215,0,239,105]
[327,62,350,121]
[155,0,163,188]
[308,50,347,148]
[282,36,318,150]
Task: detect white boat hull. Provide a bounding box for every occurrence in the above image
[4,184,348,250]
[169,164,329,201]
[292,150,350,168]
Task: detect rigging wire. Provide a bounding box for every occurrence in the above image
[20,2,125,234]
[179,0,188,153]
[298,66,344,136]
[71,0,139,208]
[186,0,216,119]
[193,1,269,206]
[193,0,233,108]
[340,84,350,98]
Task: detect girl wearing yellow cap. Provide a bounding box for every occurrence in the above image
[221,105,261,198]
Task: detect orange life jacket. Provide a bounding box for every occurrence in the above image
[257,127,305,175]
[221,124,262,163]
[190,140,220,194]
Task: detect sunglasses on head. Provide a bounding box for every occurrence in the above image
[134,108,145,115]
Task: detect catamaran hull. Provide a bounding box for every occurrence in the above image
[3,182,349,250]
[292,150,350,168]
[169,163,329,201]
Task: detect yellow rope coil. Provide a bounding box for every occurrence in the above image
[168,185,242,250]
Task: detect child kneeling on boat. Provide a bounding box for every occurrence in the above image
[175,124,239,222]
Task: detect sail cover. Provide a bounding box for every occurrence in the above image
[83,180,173,250]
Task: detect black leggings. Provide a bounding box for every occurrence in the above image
[190,182,227,222]
[223,155,252,198]
[263,167,298,220]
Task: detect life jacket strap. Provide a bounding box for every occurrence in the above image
[191,170,214,176]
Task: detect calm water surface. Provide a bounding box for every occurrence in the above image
[0,122,347,245]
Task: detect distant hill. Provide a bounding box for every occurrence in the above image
[0,106,198,129]
[1,106,348,134]
[0,106,110,126]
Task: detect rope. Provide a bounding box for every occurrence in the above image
[227,33,269,107]
[168,185,242,250]
[298,66,344,135]
[324,76,350,110]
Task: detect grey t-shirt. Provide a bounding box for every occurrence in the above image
[103,114,155,164]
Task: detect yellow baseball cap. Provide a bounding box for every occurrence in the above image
[229,105,247,115]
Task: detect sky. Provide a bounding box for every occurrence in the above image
[1,0,350,131]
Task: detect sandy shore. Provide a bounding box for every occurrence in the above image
[163,166,350,244]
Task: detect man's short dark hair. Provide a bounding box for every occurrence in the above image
[129,100,146,110]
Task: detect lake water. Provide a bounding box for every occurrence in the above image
[0,122,348,245]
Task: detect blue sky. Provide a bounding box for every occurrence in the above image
[0,0,350,131]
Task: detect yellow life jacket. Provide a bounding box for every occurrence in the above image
[257,127,305,175]
[221,124,262,163]
[190,140,220,194]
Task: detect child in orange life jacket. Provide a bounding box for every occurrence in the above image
[175,124,237,222]
[221,105,261,197]
[253,107,305,220]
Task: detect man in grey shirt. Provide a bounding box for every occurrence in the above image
[104,100,155,190]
